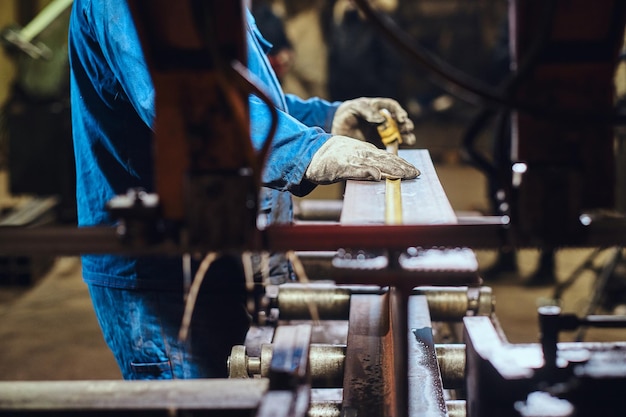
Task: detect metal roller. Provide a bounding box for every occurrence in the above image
[275,285,493,322]
[275,283,352,320]
[257,341,338,386]
[413,286,495,321]
[435,344,466,389]
[229,344,346,388]
[227,345,249,378]
[230,342,466,390]
[273,283,381,320]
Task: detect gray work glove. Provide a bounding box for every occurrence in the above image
[331,97,416,146]
[304,135,420,184]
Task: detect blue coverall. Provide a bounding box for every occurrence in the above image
[68,0,339,379]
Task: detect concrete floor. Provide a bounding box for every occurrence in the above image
[1,162,625,381]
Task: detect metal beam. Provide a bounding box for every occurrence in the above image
[341,150,457,226]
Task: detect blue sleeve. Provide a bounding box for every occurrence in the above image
[249,95,331,196]
[284,94,340,132]
[245,9,336,196]
[88,0,155,128]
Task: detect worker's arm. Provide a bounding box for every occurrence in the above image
[284,94,340,133]
[246,8,336,196]
[80,0,155,129]
[249,95,332,196]
[246,8,417,195]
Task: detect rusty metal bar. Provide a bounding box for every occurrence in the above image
[341,291,448,417]
[265,222,507,252]
[342,293,393,417]
[0,221,507,256]
[339,290,410,417]
[390,287,409,417]
[7,213,626,256]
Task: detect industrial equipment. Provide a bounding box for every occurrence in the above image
[1,1,626,417]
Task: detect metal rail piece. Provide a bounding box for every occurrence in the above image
[341,292,450,417]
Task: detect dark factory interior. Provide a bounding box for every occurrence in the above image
[1,1,626,416]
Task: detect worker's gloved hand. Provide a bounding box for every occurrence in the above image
[304,135,420,184]
[331,97,416,146]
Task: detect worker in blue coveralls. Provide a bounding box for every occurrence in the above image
[68,0,419,380]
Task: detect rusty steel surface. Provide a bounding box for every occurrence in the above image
[342,293,395,417]
[389,287,409,417]
[340,293,450,417]
[340,291,409,417]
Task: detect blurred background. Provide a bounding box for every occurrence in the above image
[0,0,625,381]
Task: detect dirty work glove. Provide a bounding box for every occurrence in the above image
[331,97,416,146]
[304,135,420,184]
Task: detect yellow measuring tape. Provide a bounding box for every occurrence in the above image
[377,109,403,225]
[385,178,402,225]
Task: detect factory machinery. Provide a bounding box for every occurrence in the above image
[2,0,626,416]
